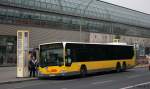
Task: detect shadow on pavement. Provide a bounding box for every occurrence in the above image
[38,70,130,81]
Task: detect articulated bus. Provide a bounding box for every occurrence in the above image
[38,42,135,77]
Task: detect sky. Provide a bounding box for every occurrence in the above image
[101,0,150,14]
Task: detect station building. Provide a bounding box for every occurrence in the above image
[0,0,150,65]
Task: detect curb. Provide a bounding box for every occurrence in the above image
[0,65,16,67]
[0,78,37,85]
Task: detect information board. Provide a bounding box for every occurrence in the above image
[17,30,29,77]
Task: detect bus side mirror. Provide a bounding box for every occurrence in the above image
[65,56,72,66]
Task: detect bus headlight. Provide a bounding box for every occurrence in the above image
[61,69,66,73]
[38,71,44,76]
[45,67,49,70]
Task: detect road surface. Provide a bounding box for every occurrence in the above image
[1,67,150,89]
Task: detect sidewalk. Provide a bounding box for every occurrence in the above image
[0,67,36,85]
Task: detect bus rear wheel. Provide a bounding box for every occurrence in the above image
[80,66,87,77]
[116,63,121,73]
[122,62,127,72]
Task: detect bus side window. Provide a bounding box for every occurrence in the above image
[65,56,72,66]
[67,49,71,55]
[65,49,72,66]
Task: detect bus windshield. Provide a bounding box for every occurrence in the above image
[40,43,64,67]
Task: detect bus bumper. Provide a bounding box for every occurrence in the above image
[38,72,63,77]
[38,72,67,77]
[38,71,79,78]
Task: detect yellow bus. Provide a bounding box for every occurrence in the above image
[38,42,135,77]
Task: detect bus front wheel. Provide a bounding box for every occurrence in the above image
[80,65,87,77]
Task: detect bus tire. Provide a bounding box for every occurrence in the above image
[80,65,87,77]
[116,63,121,73]
[122,62,127,72]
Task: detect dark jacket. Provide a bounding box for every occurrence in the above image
[29,59,37,71]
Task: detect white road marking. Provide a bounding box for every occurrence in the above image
[7,81,66,89]
[92,80,113,85]
[127,75,143,78]
[7,82,47,89]
[61,88,67,89]
[127,73,150,79]
[120,81,150,89]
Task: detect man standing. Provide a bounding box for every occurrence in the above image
[146,55,150,71]
[148,55,150,71]
[29,56,37,77]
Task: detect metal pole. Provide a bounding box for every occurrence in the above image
[79,0,95,42]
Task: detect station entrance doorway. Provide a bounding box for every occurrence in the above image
[0,35,16,65]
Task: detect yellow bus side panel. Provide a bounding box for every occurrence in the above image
[39,59,135,75]
[65,59,135,73]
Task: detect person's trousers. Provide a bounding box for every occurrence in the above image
[30,69,36,77]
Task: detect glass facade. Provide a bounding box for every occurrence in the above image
[0,0,150,38]
[0,0,150,65]
[0,35,16,65]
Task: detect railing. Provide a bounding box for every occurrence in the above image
[0,0,150,29]
[0,12,150,38]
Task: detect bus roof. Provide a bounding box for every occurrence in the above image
[39,42,133,47]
